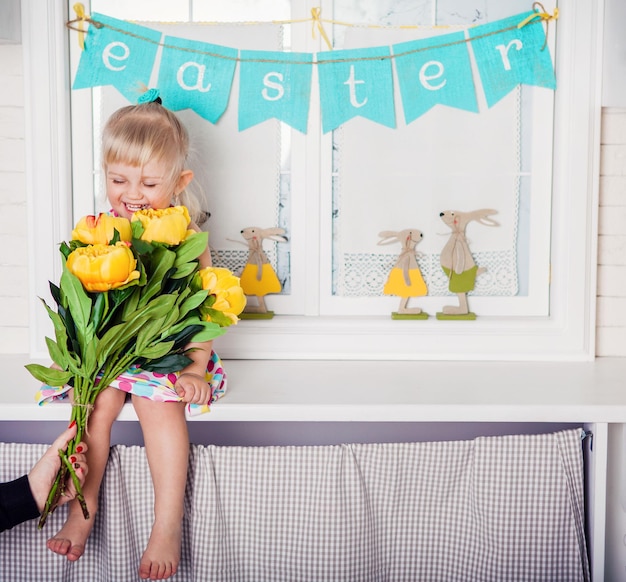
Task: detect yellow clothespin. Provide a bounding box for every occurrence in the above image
[73,3,87,50]
[311,7,333,51]
[517,3,558,50]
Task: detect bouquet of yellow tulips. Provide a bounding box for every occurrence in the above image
[26,207,245,528]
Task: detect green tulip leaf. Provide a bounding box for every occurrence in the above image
[201,308,233,328]
[170,261,198,279]
[161,318,200,340]
[131,220,145,240]
[160,305,181,332]
[45,336,68,369]
[60,265,92,340]
[174,232,208,267]
[59,241,72,261]
[139,353,192,374]
[137,247,176,307]
[81,325,98,374]
[133,293,178,322]
[179,290,209,319]
[139,340,175,360]
[25,363,72,387]
[190,322,227,342]
[49,282,62,308]
[92,292,107,333]
[120,287,141,321]
[136,316,167,352]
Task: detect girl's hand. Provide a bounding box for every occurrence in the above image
[174,372,212,405]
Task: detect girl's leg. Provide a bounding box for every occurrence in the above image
[132,396,189,581]
[47,387,126,561]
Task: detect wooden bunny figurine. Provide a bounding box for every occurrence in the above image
[378,229,428,319]
[437,209,498,319]
[239,226,287,316]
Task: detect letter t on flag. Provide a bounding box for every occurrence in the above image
[238,51,313,133]
[317,46,396,133]
[470,10,556,108]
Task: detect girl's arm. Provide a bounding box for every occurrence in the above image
[175,223,214,404]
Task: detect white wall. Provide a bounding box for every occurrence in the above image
[0,44,28,353]
[0,43,624,359]
[597,109,626,357]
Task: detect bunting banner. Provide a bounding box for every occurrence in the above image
[73,13,162,103]
[70,8,557,133]
[318,46,396,133]
[469,12,556,108]
[158,36,238,123]
[393,31,478,124]
[238,51,313,133]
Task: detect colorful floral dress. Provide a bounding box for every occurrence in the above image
[36,351,227,418]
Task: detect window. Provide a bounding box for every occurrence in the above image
[24,0,602,360]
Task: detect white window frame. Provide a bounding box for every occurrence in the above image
[22,0,603,361]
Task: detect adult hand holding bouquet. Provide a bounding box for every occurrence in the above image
[27,207,244,528]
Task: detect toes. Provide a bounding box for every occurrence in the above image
[47,537,70,556]
[139,561,151,580]
[46,537,85,562]
[139,560,175,580]
[66,544,85,562]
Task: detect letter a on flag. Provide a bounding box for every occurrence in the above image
[158,36,238,124]
[73,13,161,103]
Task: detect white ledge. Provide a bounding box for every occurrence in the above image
[3,355,626,423]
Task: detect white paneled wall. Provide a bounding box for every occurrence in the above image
[0,44,624,358]
[597,109,626,357]
[0,45,28,353]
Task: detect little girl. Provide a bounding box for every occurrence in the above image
[45,91,221,581]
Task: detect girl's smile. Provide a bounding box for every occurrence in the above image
[106,160,177,219]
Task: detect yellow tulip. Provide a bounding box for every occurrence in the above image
[71,214,132,245]
[66,242,140,292]
[132,206,192,245]
[198,267,246,324]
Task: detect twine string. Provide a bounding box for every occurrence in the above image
[517,2,558,50]
[65,3,558,65]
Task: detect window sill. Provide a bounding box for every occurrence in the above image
[3,354,626,423]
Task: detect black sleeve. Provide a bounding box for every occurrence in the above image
[0,475,40,532]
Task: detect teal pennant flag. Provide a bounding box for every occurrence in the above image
[317,46,395,133]
[393,31,478,124]
[469,11,556,108]
[73,13,161,103]
[158,36,238,124]
[238,51,313,133]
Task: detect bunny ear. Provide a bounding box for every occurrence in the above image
[262,227,286,236]
[378,231,399,245]
[267,235,288,243]
[477,210,499,227]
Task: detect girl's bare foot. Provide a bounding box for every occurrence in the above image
[46,515,93,561]
[139,520,181,580]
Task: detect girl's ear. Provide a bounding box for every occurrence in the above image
[175,169,194,195]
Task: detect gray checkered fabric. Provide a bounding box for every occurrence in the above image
[0,428,589,581]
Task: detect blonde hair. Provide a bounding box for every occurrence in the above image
[102,102,203,223]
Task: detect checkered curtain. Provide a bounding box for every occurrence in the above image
[0,428,590,581]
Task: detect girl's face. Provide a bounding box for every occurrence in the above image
[106,159,193,219]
